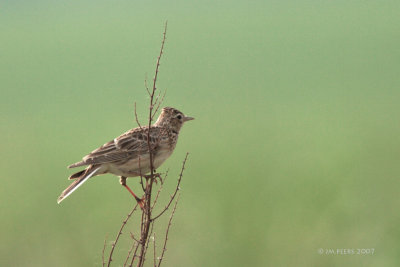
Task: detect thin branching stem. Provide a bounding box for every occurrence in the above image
[107,204,138,267]
[102,236,107,267]
[130,232,140,243]
[124,239,139,267]
[144,74,150,96]
[153,232,157,267]
[152,90,167,121]
[151,170,169,211]
[142,221,155,263]
[157,194,180,267]
[134,102,143,130]
[152,153,188,221]
[135,21,168,267]
[130,237,142,266]
[107,21,187,267]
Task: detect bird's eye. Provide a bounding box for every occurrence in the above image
[177,115,182,120]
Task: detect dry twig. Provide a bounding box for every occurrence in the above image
[158,194,180,267]
[105,21,188,267]
[102,236,107,267]
[134,102,143,129]
[152,153,188,221]
[107,203,138,267]
[151,170,169,211]
[153,232,157,267]
[124,240,138,267]
[135,20,168,267]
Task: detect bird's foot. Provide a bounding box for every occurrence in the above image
[144,173,163,185]
[136,195,146,210]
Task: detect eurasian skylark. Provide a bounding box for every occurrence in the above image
[57,107,194,205]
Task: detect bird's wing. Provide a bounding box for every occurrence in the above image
[68,127,160,168]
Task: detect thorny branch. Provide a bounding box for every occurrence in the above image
[134,102,143,129]
[158,194,180,267]
[102,21,189,267]
[152,154,188,221]
[151,170,169,211]
[107,204,138,267]
[144,74,150,96]
[136,20,168,267]
[124,240,138,267]
[152,90,167,121]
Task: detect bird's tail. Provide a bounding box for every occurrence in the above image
[57,166,101,204]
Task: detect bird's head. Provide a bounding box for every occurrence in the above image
[154,107,194,131]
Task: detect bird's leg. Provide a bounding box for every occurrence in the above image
[120,176,145,209]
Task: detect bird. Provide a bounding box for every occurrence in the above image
[57,107,194,206]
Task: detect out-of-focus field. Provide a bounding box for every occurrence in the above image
[1,1,400,266]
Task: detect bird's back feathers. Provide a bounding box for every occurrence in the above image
[68,127,162,169]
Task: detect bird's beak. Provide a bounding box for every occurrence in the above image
[184,116,195,122]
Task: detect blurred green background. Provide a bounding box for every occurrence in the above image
[1,0,400,266]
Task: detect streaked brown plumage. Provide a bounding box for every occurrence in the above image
[57,107,194,204]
